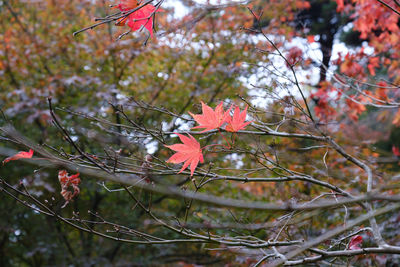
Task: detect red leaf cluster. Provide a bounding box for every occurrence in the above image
[350,0,399,39]
[367,57,380,76]
[310,84,338,120]
[190,102,251,133]
[166,102,252,176]
[345,97,366,121]
[58,170,81,207]
[340,53,364,78]
[295,1,311,10]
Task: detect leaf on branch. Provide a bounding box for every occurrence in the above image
[58,170,81,208]
[115,0,162,37]
[392,145,400,157]
[286,46,303,67]
[189,101,231,132]
[116,0,139,10]
[367,57,379,76]
[2,149,34,165]
[225,105,252,132]
[348,235,363,250]
[165,133,204,176]
[393,109,400,126]
[345,97,366,121]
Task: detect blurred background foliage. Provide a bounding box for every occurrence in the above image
[1,0,400,266]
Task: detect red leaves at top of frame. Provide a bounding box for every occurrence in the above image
[349,0,399,40]
[115,0,161,37]
[189,101,231,133]
[225,105,252,132]
[116,0,139,10]
[336,0,345,12]
[348,235,363,250]
[295,1,311,10]
[165,133,204,177]
[58,170,81,208]
[2,149,34,165]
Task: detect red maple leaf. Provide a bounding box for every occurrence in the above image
[189,101,231,132]
[2,149,34,165]
[348,235,363,250]
[165,133,204,176]
[115,0,161,37]
[225,105,252,132]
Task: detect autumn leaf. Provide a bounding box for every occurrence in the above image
[306,35,315,43]
[392,145,400,157]
[348,235,363,250]
[345,97,366,121]
[225,105,252,132]
[336,0,344,12]
[165,133,204,176]
[2,149,34,165]
[393,109,400,126]
[340,53,364,77]
[58,170,81,207]
[295,1,311,10]
[115,0,161,37]
[116,0,139,11]
[189,101,231,132]
[367,57,379,76]
[286,47,303,67]
[376,81,388,101]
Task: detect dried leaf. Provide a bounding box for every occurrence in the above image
[58,170,81,207]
